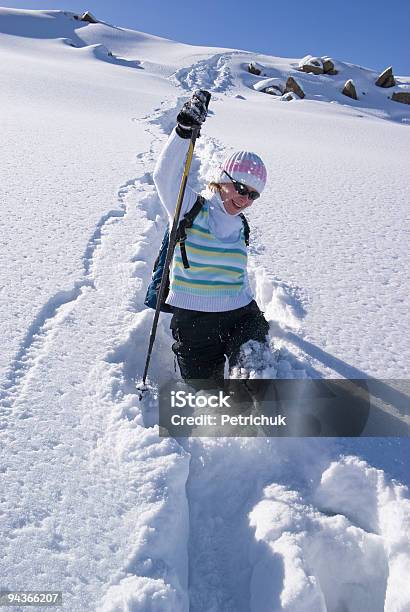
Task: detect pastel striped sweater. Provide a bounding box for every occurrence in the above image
[153,128,254,312]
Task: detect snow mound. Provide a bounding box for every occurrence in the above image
[99,575,183,612]
[249,456,410,611]
[253,77,286,93]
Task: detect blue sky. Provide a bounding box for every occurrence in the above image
[2,0,409,73]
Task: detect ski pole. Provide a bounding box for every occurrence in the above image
[141,98,210,387]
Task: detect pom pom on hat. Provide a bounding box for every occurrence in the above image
[217,151,267,194]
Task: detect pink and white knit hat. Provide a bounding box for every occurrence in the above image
[218,151,267,194]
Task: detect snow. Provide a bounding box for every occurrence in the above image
[0,7,409,611]
[253,77,286,93]
[298,54,324,70]
[249,456,410,611]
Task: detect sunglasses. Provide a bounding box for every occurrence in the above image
[223,170,260,201]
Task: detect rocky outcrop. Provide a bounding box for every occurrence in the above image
[264,86,283,96]
[248,62,266,76]
[298,55,323,75]
[280,92,300,102]
[298,55,338,76]
[284,76,305,99]
[342,79,358,100]
[75,11,99,24]
[322,57,338,75]
[375,66,395,88]
[391,91,410,105]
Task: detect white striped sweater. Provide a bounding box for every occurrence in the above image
[170,200,248,295]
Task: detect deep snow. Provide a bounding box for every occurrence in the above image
[0,8,409,612]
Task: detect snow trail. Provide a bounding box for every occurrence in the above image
[172,51,243,93]
[0,178,138,413]
[0,99,192,610]
[0,280,89,416]
[86,80,312,609]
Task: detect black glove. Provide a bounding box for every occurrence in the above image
[176,90,211,138]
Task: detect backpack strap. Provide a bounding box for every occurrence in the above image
[239,213,250,246]
[176,195,205,269]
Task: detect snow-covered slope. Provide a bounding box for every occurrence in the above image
[0,8,409,611]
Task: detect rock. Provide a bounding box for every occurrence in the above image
[391,91,410,105]
[322,57,338,74]
[263,86,283,96]
[342,79,358,100]
[248,62,265,76]
[375,66,396,88]
[280,92,299,102]
[298,55,324,75]
[254,77,285,93]
[285,76,305,99]
[300,64,323,75]
[79,11,99,24]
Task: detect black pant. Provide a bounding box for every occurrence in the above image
[170,300,270,384]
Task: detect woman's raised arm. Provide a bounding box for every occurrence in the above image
[153,91,210,221]
[153,128,198,221]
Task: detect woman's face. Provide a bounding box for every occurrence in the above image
[219,182,257,216]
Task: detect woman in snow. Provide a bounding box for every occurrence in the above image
[153,90,271,386]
